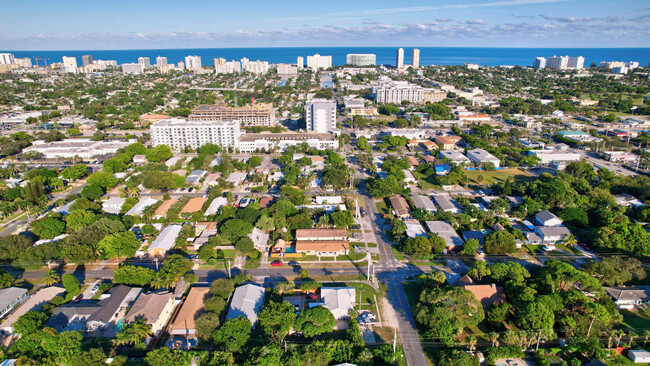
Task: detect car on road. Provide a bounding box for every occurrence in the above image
[360,208,366,217]
[288,261,299,266]
[90,284,100,294]
[271,260,283,267]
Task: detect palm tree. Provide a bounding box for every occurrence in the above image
[127,186,139,197]
[467,336,478,352]
[607,331,614,348]
[114,318,152,346]
[615,330,625,347]
[151,274,177,290]
[643,330,650,346]
[628,331,638,347]
[356,349,373,364]
[489,332,500,347]
[42,269,59,286]
[562,234,578,248]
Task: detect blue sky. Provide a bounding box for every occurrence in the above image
[1,0,649,50]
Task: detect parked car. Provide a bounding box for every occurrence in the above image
[90,284,100,294]
[271,261,283,267]
[239,198,254,208]
[360,208,366,217]
[288,261,299,266]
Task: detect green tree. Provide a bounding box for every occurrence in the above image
[330,210,355,229]
[64,209,96,232]
[114,318,152,346]
[144,348,193,366]
[584,257,646,286]
[86,172,118,189]
[430,234,448,254]
[113,265,155,286]
[0,235,33,261]
[403,236,432,255]
[0,270,13,289]
[295,306,336,337]
[235,237,255,253]
[484,231,516,254]
[219,219,253,242]
[145,145,173,163]
[438,349,479,366]
[204,296,226,315]
[60,164,89,181]
[81,184,104,201]
[210,278,235,299]
[31,217,66,239]
[13,311,49,336]
[43,269,59,286]
[462,238,479,255]
[62,273,80,297]
[97,231,141,259]
[255,215,275,232]
[212,316,252,352]
[258,301,298,341]
[195,312,221,341]
[102,157,127,174]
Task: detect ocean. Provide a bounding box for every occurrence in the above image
[4,47,650,68]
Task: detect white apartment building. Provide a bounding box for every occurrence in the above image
[94,60,117,70]
[184,55,202,70]
[238,132,339,153]
[62,56,77,73]
[276,63,298,74]
[412,48,420,68]
[306,54,332,70]
[305,99,337,133]
[138,57,151,68]
[214,61,241,74]
[567,56,585,69]
[23,139,134,160]
[346,54,376,66]
[371,76,423,104]
[0,53,15,65]
[546,56,569,70]
[396,48,404,68]
[297,56,304,69]
[156,56,167,68]
[122,63,145,74]
[15,58,32,68]
[241,58,269,74]
[533,57,546,69]
[150,119,241,151]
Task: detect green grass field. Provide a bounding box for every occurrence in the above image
[413,171,441,190]
[464,168,534,185]
[375,200,389,215]
[621,308,650,331]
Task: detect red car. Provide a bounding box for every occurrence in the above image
[271,261,283,267]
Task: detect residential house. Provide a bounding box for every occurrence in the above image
[422,140,438,151]
[258,196,275,208]
[534,226,572,245]
[466,148,500,168]
[462,284,504,309]
[604,286,650,309]
[226,284,266,327]
[406,155,420,169]
[425,221,464,250]
[535,210,563,227]
[204,197,228,216]
[615,194,646,208]
[124,290,176,336]
[102,197,126,214]
[126,198,158,216]
[190,222,217,250]
[132,155,147,165]
[321,287,355,320]
[404,219,427,238]
[248,227,270,251]
[180,197,207,214]
[226,172,247,186]
[169,287,210,337]
[402,170,417,185]
[186,170,207,185]
[315,196,343,205]
[461,230,486,245]
[295,229,348,241]
[423,155,436,163]
[295,240,350,256]
[435,164,451,175]
[147,225,182,257]
[0,287,29,319]
[389,196,411,218]
[432,193,462,214]
[154,198,178,219]
[410,194,437,212]
[435,136,462,150]
[1,286,65,335]
[440,149,470,165]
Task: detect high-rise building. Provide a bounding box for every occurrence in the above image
[567,56,585,69]
[297,56,304,69]
[150,119,242,151]
[396,48,404,69]
[214,61,241,74]
[122,63,145,74]
[546,56,569,70]
[178,61,185,69]
[305,99,337,133]
[184,55,202,70]
[214,58,226,65]
[241,58,269,74]
[156,56,168,68]
[277,64,298,75]
[62,56,78,73]
[411,48,420,68]
[138,57,151,68]
[189,103,276,127]
[81,55,93,67]
[533,57,546,69]
[306,54,332,70]
[0,53,15,65]
[95,60,117,69]
[346,54,376,66]
[371,76,423,104]
[14,58,32,68]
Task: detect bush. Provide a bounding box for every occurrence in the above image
[204,296,226,315]
[210,278,234,299]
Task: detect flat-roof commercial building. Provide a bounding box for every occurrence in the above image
[150,118,241,151]
[372,77,423,104]
[466,148,500,168]
[529,148,581,164]
[23,139,133,160]
[306,99,337,133]
[237,131,338,153]
[346,54,376,66]
[189,103,276,127]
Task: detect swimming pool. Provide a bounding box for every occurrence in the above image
[112,318,125,332]
[285,245,296,253]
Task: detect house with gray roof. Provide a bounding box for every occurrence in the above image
[425,221,463,249]
[0,287,28,319]
[604,286,650,309]
[186,170,207,185]
[410,194,437,212]
[147,224,182,257]
[102,197,126,214]
[432,193,462,214]
[126,198,158,216]
[466,148,500,168]
[226,284,265,327]
[440,149,470,164]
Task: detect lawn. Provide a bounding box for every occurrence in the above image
[621,308,650,331]
[464,168,534,185]
[413,171,441,190]
[391,246,405,261]
[375,200,389,215]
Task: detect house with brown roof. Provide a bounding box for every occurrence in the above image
[462,284,504,309]
[435,135,462,150]
[295,228,348,241]
[423,155,436,163]
[259,196,275,208]
[422,140,439,150]
[181,197,207,214]
[295,240,350,256]
[406,155,420,168]
[154,198,178,219]
[139,113,169,127]
[169,287,210,337]
[125,290,176,336]
[389,196,411,219]
[407,139,419,148]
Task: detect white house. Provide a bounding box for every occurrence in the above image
[226,284,266,327]
[320,287,355,320]
[102,197,126,214]
[535,210,563,227]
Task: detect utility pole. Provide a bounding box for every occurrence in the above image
[535,329,542,351]
[227,260,231,278]
[393,328,397,355]
[154,258,159,271]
